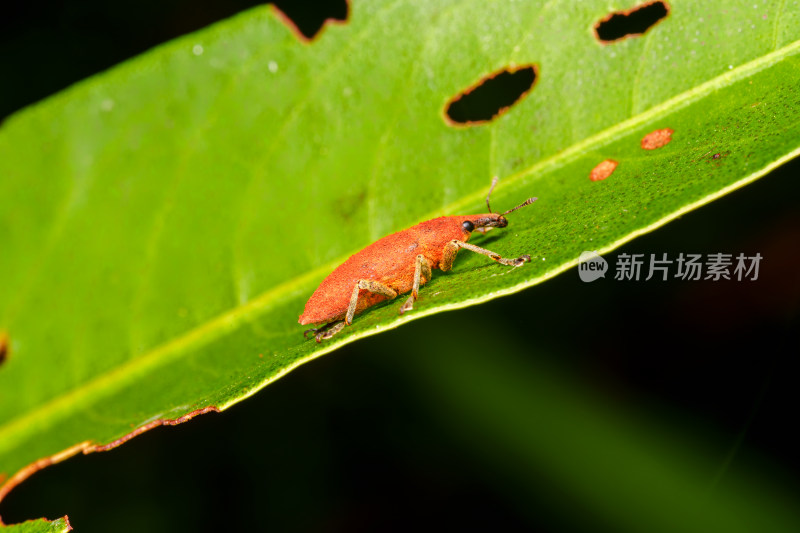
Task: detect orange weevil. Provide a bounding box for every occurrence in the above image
[299,178,537,342]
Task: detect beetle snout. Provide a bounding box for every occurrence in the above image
[496,216,508,228]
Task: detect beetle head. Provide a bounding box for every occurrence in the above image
[463,177,536,232]
[462,213,508,233]
[461,178,537,234]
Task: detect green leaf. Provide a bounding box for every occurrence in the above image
[1,0,799,522]
[0,517,70,533]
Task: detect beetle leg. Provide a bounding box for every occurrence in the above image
[305,280,399,342]
[440,240,531,271]
[304,321,345,343]
[399,254,431,315]
[345,280,397,326]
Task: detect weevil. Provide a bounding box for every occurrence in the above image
[299,178,537,342]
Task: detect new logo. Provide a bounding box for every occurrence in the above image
[578,251,608,282]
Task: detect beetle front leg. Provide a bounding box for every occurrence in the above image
[345,280,398,326]
[399,254,431,315]
[440,240,531,271]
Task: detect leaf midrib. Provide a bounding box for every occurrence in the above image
[1,38,798,455]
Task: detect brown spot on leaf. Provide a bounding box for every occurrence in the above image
[590,159,619,181]
[594,1,670,43]
[332,189,367,222]
[641,128,674,150]
[445,64,538,126]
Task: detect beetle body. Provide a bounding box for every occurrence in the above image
[299,215,478,325]
[299,179,536,342]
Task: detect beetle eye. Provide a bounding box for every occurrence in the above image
[462,220,475,232]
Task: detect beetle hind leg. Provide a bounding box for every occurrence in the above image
[399,254,431,315]
[304,280,399,342]
[304,321,346,343]
[345,280,398,326]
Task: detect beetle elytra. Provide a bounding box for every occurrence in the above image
[299,178,536,342]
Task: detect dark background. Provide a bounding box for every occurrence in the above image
[1,1,798,531]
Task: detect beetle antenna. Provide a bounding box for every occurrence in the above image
[502,197,537,215]
[486,176,500,213]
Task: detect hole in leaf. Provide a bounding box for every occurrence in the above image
[594,1,669,43]
[445,65,537,126]
[641,128,674,149]
[272,0,348,41]
[590,159,618,181]
[0,331,8,366]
